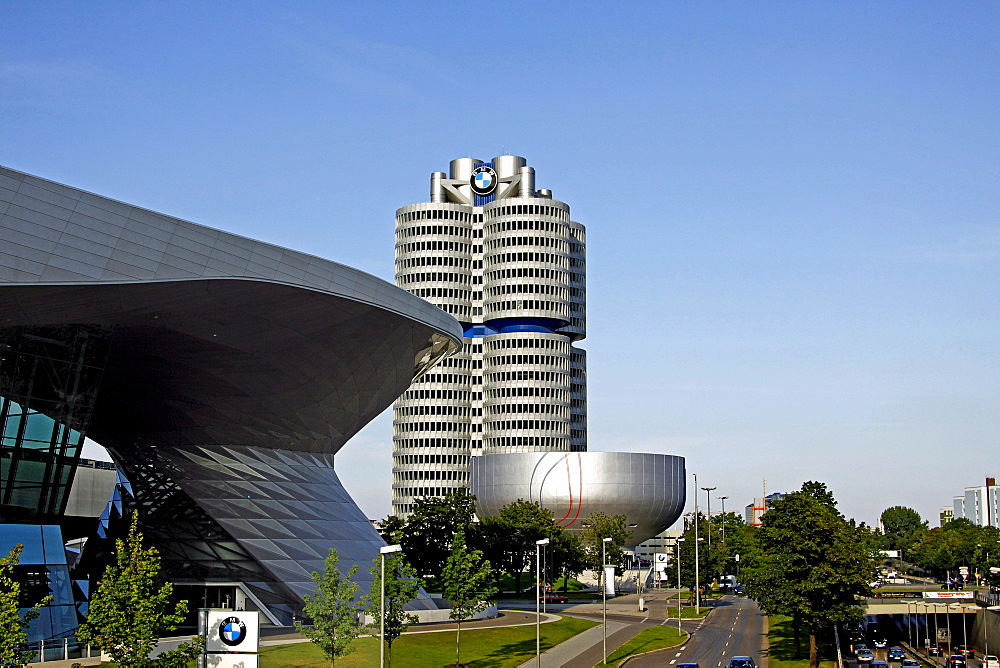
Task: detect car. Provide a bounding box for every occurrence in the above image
[872,660,890,668]
[854,644,870,655]
[874,638,889,648]
[858,650,876,664]
[946,655,967,668]
[956,646,974,658]
[540,594,568,603]
[677,663,700,668]
[728,657,757,668]
[927,644,945,657]
[901,659,921,668]
[982,655,999,668]
[888,647,906,662]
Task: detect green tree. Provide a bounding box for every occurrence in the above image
[741,481,877,668]
[441,531,497,667]
[879,506,928,553]
[0,544,51,668]
[363,551,422,666]
[295,548,364,666]
[549,527,588,593]
[476,500,556,594]
[581,512,632,575]
[677,513,725,590]
[400,490,476,578]
[376,515,407,545]
[908,518,985,579]
[77,515,203,667]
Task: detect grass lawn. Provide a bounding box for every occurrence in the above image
[768,615,837,668]
[259,615,599,667]
[664,605,711,619]
[594,625,688,667]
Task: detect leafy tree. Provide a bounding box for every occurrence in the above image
[441,531,497,667]
[400,490,476,578]
[0,544,51,668]
[295,548,364,666]
[677,513,725,589]
[581,512,632,575]
[476,500,556,594]
[376,515,407,545]
[741,481,877,668]
[77,515,204,667]
[879,506,928,553]
[363,551,422,665]
[908,518,989,579]
[549,527,587,593]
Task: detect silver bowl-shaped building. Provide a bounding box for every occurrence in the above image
[470,451,686,546]
[0,165,462,630]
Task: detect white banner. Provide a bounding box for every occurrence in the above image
[922,591,973,599]
[604,565,616,596]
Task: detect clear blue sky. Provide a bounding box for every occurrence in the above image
[3,2,998,528]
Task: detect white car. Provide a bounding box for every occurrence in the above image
[983,656,999,668]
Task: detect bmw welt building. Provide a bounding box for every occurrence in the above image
[0,165,461,638]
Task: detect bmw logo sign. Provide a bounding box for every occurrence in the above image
[219,616,247,646]
[470,165,498,196]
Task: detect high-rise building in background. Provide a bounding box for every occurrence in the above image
[951,477,998,527]
[392,155,587,517]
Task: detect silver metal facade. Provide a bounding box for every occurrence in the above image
[0,165,462,623]
[470,452,686,546]
[392,156,587,517]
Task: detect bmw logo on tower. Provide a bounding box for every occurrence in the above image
[469,164,497,196]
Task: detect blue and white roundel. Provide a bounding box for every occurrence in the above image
[219,616,247,646]
[470,165,498,196]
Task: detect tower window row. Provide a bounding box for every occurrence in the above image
[485,419,567,431]
[397,255,472,270]
[487,386,568,400]
[485,236,568,252]
[486,283,568,299]
[485,437,568,450]
[398,209,472,223]
[486,403,567,416]
[437,356,482,370]
[485,218,568,235]
[401,389,479,401]
[395,470,467,482]
[394,421,474,433]
[398,272,472,285]
[485,204,569,221]
[397,240,472,254]
[486,267,565,281]
[417,372,473,384]
[395,405,474,417]
[396,454,469,465]
[485,337,568,351]
[486,370,565,383]
[489,353,568,368]
[411,287,474,301]
[394,438,470,449]
[488,299,568,315]
[486,252,567,268]
[394,486,461,499]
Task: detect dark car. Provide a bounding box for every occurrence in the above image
[854,644,870,655]
[858,650,876,664]
[873,638,889,648]
[888,647,906,662]
[946,655,967,668]
[872,660,890,668]
[956,646,975,658]
[678,663,700,668]
[901,659,921,668]
[728,657,757,668]
[928,644,945,657]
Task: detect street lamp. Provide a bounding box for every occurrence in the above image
[693,473,700,613]
[701,486,717,551]
[535,537,549,666]
[718,496,729,543]
[675,538,685,632]
[379,544,402,668]
[602,537,613,665]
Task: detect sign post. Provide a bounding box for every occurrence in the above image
[199,609,260,668]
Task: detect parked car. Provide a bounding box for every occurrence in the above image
[946,655,967,668]
[901,659,921,668]
[728,657,757,668]
[927,644,945,657]
[540,594,569,603]
[956,645,974,658]
[888,647,906,661]
[981,655,999,668]
[858,650,876,664]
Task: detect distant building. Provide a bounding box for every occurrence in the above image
[951,478,998,527]
[745,492,785,526]
[633,529,683,564]
[940,506,954,526]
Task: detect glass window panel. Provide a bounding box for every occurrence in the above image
[22,414,56,442]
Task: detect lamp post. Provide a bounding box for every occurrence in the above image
[907,601,914,649]
[379,544,402,668]
[701,486,716,551]
[946,603,953,654]
[602,537,612,665]
[718,496,729,543]
[536,537,549,666]
[693,473,700,613]
[675,538,685,632]
[923,601,930,650]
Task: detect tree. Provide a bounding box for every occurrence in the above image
[549,527,587,593]
[741,481,877,668]
[677,513,726,589]
[399,490,477,578]
[0,544,51,668]
[908,518,988,579]
[295,548,364,666]
[441,531,497,667]
[77,515,204,667]
[376,515,407,545]
[475,500,556,594]
[363,551,422,666]
[879,506,928,553]
[581,512,632,574]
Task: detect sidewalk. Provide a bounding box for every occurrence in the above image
[518,618,633,668]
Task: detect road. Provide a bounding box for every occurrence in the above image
[627,595,767,668]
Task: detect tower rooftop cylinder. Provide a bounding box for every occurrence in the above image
[492,155,526,178]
